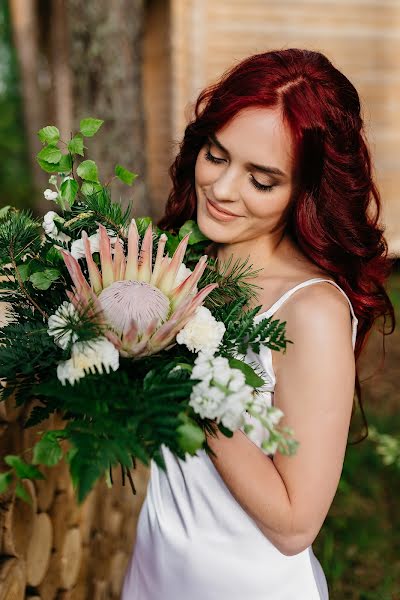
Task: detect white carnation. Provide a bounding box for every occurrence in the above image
[176,306,225,354]
[48,301,79,349]
[57,337,119,386]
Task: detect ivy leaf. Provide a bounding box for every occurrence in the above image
[37,146,62,164]
[33,432,64,467]
[29,268,61,290]
[68,134,84,156]
[0,471,13,493]
[60,178,79,207]
[228,357,265,388]
[38,125,60,145]
[80,118,104,137]
[179,220,209,245]
[77,160,99,183]
[4,455,45,480]
[15,481,32,504]
[115,164,138,186]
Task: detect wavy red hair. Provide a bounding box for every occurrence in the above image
[158,49,396,442]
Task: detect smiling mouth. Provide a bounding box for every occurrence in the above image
[206,196,241,217]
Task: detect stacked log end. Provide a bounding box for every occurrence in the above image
[0,302,151,599]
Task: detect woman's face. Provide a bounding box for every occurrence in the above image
[195,106,295,245]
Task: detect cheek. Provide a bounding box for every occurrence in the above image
[243,186,292,220]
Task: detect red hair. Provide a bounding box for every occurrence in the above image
[158,49,396,442]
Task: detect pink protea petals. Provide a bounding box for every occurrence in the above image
[125,218,139,281]
[61,249,94,304]
[82,231,103,294]
[98,224,114,288]
[113,237,125,281]
[123,319,139,347]
[157,233,190,295]
[149,296,193,347]
[150,233,168,286]
[187,282,219,313]
[170,255,208,310]
[137,223,153,283]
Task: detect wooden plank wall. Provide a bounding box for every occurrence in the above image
[145,0,399,254]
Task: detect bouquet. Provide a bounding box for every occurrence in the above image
[0,118,298,503]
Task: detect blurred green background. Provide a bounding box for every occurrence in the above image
[1,1,399,598]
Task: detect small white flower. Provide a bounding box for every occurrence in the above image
[57,337,119,386]
[48,301,79,349]
[62,175,74,183]
[44,188,59,201]
[48,175,57,185]
[176,306,225,354]
[70,228,123,260]
[42,211,71,243]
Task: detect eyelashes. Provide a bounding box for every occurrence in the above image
[204,149,275,193]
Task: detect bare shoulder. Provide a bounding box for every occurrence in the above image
[272,280,354,377]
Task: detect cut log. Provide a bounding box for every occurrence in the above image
[37,550,60,600]
[26,512,53,586]
[109,551,129,598]
[35,465,57,512]
[49,492,80,551]
[92,579,109,600]
[59,527,82,590]
[77,488,97,545]
[0,480,36,558]
[0,557,25,600]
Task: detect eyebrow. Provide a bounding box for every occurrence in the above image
[208,133,287,178]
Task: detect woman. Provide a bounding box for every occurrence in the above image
[122,49,395,599]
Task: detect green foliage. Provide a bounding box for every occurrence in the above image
[115,164,138,186]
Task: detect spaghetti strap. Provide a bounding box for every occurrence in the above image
[255,277,358,350]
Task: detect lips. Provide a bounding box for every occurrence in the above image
[206,197,240,217]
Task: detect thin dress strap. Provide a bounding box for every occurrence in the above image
[256,277,358,350]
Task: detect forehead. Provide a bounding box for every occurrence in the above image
[215,106,294,173]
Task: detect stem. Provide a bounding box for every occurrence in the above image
[9,243,48,320]
[125,466,137,495]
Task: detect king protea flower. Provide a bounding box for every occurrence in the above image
[60,221,218,357]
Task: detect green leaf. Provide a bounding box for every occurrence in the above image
[33,433,63,467]
[136,217,152,235]
[0,206,12,219]
[115,164,138,186]
[176,413,205,455]
[4,455,45,480]
[80,118,104,137]
[16,263,31,282]
[60,178,79,207]
[77,160,99,183]
[15,481,32,504]
[81,181,103,196]
[37,146,62,164]
[0,471,13,493]
[29,268,61,290]
[37,153,72,174]
[179,220,209,245]
[228,357,265,388]
[68,134,84,156]
[38,125,60,145]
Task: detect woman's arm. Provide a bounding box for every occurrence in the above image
[206,283,356,556]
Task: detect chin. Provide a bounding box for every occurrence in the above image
[196,208,237,244]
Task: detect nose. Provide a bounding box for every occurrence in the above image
[211,165,240,203]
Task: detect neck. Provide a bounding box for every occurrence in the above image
[214,229,289,280]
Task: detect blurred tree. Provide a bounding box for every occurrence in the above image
[0,1,35,210]
[7,0,149,216]
[67,0,148,215]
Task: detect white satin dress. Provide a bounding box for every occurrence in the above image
[121,278,358,600]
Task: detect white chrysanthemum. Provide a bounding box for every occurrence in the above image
[57,337,119,386]
[176,305,225,354]
[188,352,253,430]
[44,189,58,201]
[48,301,79,349]
[70,228,122,260]
[42,211,71,243]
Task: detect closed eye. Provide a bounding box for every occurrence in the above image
[204,149,275,193]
